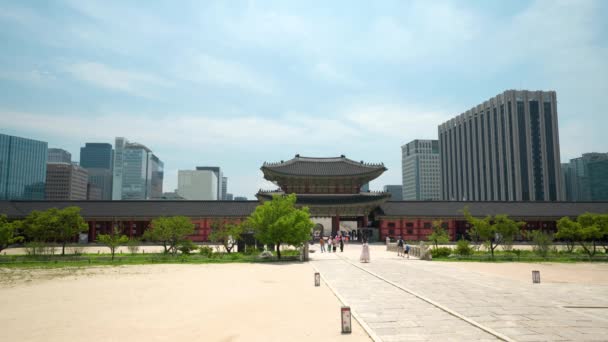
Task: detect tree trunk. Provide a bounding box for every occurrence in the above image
[276,243,281,259]
[62,242,66,256]
[111,247,115,261]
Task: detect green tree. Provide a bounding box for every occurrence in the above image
[247,194,314,259]
[0,215,23,253]
[576,213,604,258]
[463,207,522,259]
[144,216,195,256]
[21,209,55,242]
[97,227,129,261]
[209,220,243,253]
[530,230,554,258]
[55,207,88,255]
[427,220,450,249]
[556,216,578,252]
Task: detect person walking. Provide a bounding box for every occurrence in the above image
[328,237,333,253]
[397,236,404,257]
[405,242,410,259]
[339,235,344,252]
[333,236,339,253]
[319,236,326,253]
[360,239,370,263]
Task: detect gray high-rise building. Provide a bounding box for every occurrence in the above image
[234,196,247,201]
[438,90,563,201]
[47,148,72,163]
[0,133,47,200]
[112,137,164,200]
[221,176,228,200]
[383,185,403,201]
[226,193,233,201]
[196,166,223,200]
[45,162,88,200]
[562,153,608,201]
[401,139,441,200]
[80,143,114,200]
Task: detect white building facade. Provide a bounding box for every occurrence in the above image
[401,139,441,200]
[177,170,219,200]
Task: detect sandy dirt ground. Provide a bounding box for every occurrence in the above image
[437,261,608,285]
[0,263,371,342]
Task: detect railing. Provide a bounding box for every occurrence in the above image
[386,241,432,260]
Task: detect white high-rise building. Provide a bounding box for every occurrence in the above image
[177,170,219,200]
[112,137,164,200]
[401,139,441,201]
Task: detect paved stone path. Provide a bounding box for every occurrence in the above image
[310,245,608,341]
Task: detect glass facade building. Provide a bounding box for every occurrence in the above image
[438,90,563,201]
[562,153,608,201]
[0,133,48,200]
[112,138,163,200]
[80,143,114,200]
[47,148,72,163]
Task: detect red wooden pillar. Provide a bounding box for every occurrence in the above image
[90,220,96,242]
[362,215,368,228]
[416,219,421,241]
[129,220,133,238]
[448,220,456,241]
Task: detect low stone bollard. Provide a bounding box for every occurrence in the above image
[341,306,352,334]
[314,272,320,286]
[532,270,541,284]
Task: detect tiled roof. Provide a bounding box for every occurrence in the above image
[0,201,259,219]
[257,191,391,205]
[262,155,386,176]
[378,201,608,218]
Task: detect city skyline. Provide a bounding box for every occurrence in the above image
[1,1,607,198]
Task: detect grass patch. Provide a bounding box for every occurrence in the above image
[432,249,608,263]
[0,250,302,269]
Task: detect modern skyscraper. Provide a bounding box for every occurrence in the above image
[562,153,608,201]
[0,133,47,200]
[112,137,164,200]
[45,162,88,200]
[234,196,247,201]
[438,90,563,201]
[47,148,72,163]
[226,193,233,201]
[401,139,441,201]
[383,185,403,201]
[80,143,114,200]
[196,166,223,199]
[177,169,219,200]
[221,176,228,200]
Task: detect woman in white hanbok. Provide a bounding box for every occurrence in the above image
[360,239,370,263]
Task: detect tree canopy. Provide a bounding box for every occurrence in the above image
[557,213,608,258]
[247,194,314,259]
[97,227,129,261]
[0,214,23,253]
[427,220,449,249]
[18,207,88,255]
[144,216,195,255]
[463,207,522,258]
[209,220,243,253]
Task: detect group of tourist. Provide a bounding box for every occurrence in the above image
[318,234,345,253]
[396,237,411,259]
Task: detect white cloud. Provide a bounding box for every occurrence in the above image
[176,53,276,94]
[65,62,172,97]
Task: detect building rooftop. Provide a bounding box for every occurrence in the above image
[262,155,386,177]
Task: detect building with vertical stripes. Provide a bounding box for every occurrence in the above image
[438,90,563,201]
[401,139,441,201]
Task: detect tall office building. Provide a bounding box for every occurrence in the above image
[177,169,219,200]
[401,139,441,200]
[112,137,164,200]
[438,90,563,201]
[0,133,47,200]
[383,185,403,201]
[47,148,72,163]
[45,162,88,200]
[196,166,223,199]
[226,193,233,201]
[562,153,608,201]
[80,143,114,200]
[221,176,228,200]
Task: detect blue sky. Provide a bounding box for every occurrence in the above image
[1,0,607,198]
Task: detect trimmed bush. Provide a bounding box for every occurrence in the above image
[198,246,214,257]
[455,239,473,256]
[431,247,452,258]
